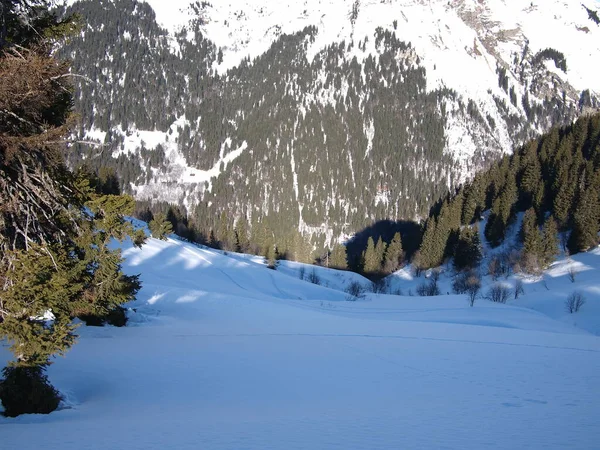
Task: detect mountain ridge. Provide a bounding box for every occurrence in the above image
[59,0,600,249]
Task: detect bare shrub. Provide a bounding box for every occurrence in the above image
[454,270,481,306]
[568,267,577,283]
[565,291,585,313]
[453,270,479,294]
[488,257,500,280]
[345,281,366,301]
[489,250,518,279]
[521,251,542,275]
[486,284,511,303]
[371,278,390,294]
[416,280,440,296]
[466,276,481,307]
[413,265,423,278]
[298,266,306,280]
[514,279,524,299]
[307,269,321,285]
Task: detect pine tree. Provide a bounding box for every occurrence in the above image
[520,208,542,273]
[374,236,387,271]
[418,218,445,268]
[235,215,250,253]
[568,166,600,253]
[0,2,144,416]
[149,213,173,240]
[330,243,348,270]
[383,232,403,274]
[540,215,559,267]
[217,211,233,250]
[362,237,380,274]
[453,226,482,271]
[264,241,278,269]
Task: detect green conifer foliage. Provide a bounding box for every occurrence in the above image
[374,237,387,271]
[149,212,173,240]
[0,0,145,415]
[330,243,348,270]
[383,232,403,274]
[453,226,482,271]
[568,166,600,253]
[362,237,380,274]
[235,215,250,253]
[520,208,542,273]
[540,215,559,267]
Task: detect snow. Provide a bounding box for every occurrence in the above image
[2,231,600,449]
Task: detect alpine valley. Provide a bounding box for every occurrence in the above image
[59,0,600,249]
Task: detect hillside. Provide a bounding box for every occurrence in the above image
[1,233,599,449]
[57,0,600,248]
[411,112,600,275]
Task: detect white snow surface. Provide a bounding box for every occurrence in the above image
[2,231,600,449]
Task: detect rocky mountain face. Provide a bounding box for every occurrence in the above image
[59,0,600,249]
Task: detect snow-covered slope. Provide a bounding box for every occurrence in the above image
[139,0,600,96]
[133,0,600,170]
[2,234,599,449]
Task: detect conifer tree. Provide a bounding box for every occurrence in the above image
[540,215,559,267]
[383,232,403,274]
[568,166,600,253]
[374,236,387,271]
[217,211,233,250]
[264,241,278,269]
[235,215,250,253]
[453,226,482,271]
[362,237,380,274]
[330,243,348,270]
[418,218,442,268]
[520,208,542,273]
[0,1,145,416]
[149,213,173,240]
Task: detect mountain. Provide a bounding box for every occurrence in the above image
[2,229,600,448]
[58,0,600,250]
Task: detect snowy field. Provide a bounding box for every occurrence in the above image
[1,235,600,449]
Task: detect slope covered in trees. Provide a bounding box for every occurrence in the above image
[416,112,600,270]
[54,0,592,253]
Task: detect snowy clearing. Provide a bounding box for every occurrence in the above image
[1,235,599,449]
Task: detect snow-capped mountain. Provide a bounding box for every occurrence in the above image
[60,0,600,247]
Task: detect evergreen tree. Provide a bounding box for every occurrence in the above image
[362,237,380,274]
[264,241,278,269]
[0,0,144,416]
[453,226,482,271]
[383,232,403,274]
[330,243,348,270]
[568,166,600,253]
[540,215,559,267]
[149,213,173,240]
[217,211,234,250]
[520,208,542,273]
[418,218,445,268]
[234,215,250,253]
[374,236,387,271]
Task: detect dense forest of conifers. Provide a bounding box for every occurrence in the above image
[134,112,600,279]
[56,0,586,255]
[415,112,600,273]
